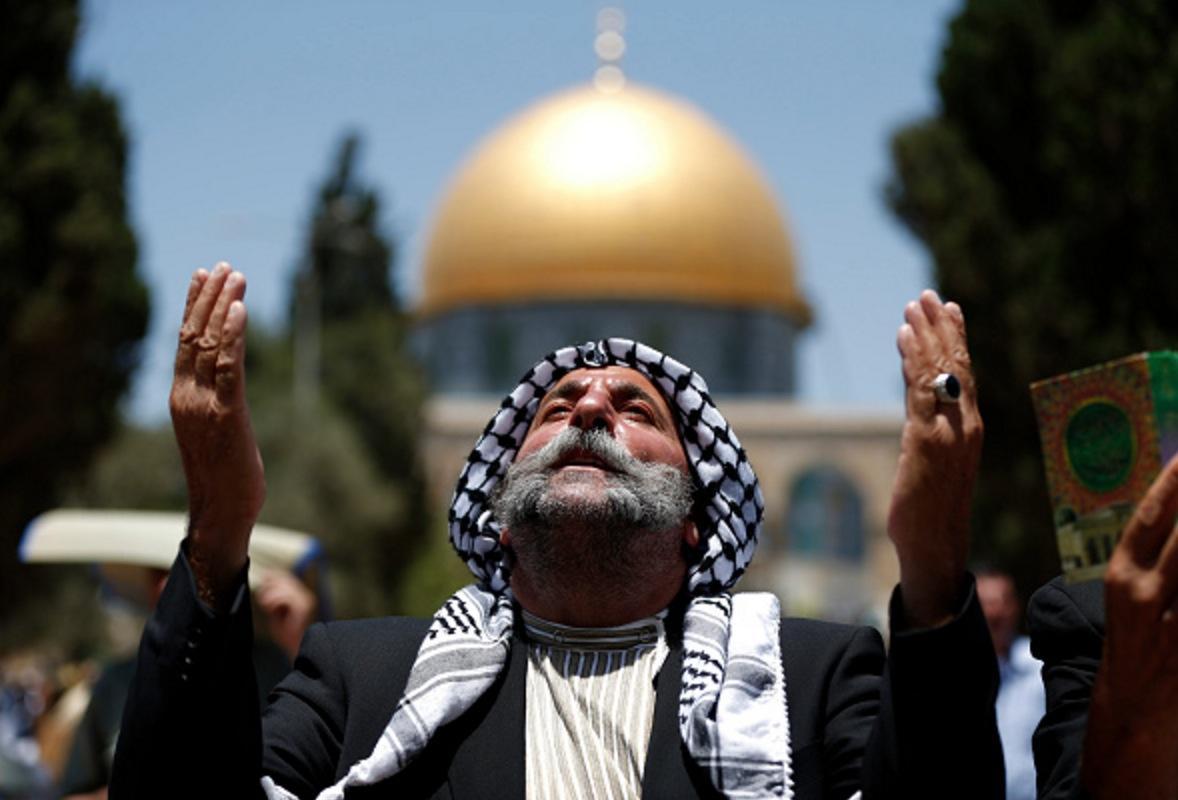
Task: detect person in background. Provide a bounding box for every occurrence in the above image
[57,567,317,800]
[977,567,1044,800]
[0,656,54,800]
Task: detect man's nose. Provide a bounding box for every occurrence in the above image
[569,388,615,433]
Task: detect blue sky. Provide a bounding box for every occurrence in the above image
[74,0,962,422]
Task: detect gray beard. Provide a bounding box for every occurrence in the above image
[491,427,696,592]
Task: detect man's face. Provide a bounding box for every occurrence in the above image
[977,573,1019,654]
[492,367,698,594]
[490,365,697,617]
[516,366,689,477]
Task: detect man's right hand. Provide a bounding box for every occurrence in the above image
[1081,453,1178,798]
[171,263,265,609]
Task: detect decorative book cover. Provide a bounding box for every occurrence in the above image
[1031,351,1178,582]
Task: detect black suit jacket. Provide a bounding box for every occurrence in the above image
[1027,576,1105,800]
[112,554,1002,799]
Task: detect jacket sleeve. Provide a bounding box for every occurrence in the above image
[109,547,360,800]
[1027,577,1103,800]
[110,546,266,799]
[859,578,1004,800]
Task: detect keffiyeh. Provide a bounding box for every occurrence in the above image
[264,338,792,800]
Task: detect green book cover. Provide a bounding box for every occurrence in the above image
[1031,351,1178,583]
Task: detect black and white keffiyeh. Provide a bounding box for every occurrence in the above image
[263,339,793,800]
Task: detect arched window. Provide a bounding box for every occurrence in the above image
[785,466,865,562]
[485,322,516,388]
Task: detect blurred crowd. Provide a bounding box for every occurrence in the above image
[0,565,319,800]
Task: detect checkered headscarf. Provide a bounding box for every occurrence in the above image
[448,337,764,594]
[268,340,793,800]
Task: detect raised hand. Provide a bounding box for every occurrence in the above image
[1080,454,1178,798]
[887,290,983,628]
[171,263,265,608]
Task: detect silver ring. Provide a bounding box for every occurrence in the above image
[932,372,961,403]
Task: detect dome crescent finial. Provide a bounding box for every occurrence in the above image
[594,7,626,93]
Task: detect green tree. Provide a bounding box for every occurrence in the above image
[291,133,425,484]
[243,326,423,619]
[283,133,432,615]
[887,0,1178,592]
[0,0,149,638]
[294,133,394,322]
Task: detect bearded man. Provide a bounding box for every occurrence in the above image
[111,263,1001,799]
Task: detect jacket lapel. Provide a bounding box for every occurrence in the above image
[445,637,529,799]
[641,643,713,799]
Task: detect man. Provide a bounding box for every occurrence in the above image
[976,569,1044,800]
[111,263,1001,798]
[1029,453,1178,800]
[59,568,315,799]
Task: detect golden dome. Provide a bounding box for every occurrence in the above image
[418,82,810,324]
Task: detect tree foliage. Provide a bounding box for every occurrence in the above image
[0,0,149,635]
[887,0,1178,591]
[295,134,395,322]
[278,133,432,616]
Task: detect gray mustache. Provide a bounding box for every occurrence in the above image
[524,427,639,475]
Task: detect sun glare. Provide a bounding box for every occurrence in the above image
[538,98,665,189]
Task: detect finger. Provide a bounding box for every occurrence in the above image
[941,303,972,373]
[1122,454,1178,567]
[215,300,249,407]
[916,290,945,353]
[195,271,246,387]
[901,294,953,422]
[903,298,931,342]
[207,271,245,349]
[179,264,231,379]
[182,269,209,323]
[918,289,945,327]
[188,262,231,337]
[1156,520,1178,609]
[918,290,962,374]
[174,269,210,380]
[933,299,979,415]
[906,293,950,380]
[897,323,935,421]
[914,293,978,421]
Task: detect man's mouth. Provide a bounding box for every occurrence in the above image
[552,449,617,473]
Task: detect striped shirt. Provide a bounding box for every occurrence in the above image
[522,610,668,800]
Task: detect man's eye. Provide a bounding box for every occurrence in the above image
[622,404,654,422]
[541,404,571,420]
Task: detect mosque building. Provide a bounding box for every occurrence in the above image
[412,31,902,624]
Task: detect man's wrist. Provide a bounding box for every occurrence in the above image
[895,566,968,630]
[185,519,250,611]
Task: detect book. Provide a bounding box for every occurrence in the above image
[1031,351,1178,582]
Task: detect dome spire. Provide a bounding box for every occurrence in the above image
[594,7,626,93]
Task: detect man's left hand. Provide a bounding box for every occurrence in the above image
[888,290,983,628]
